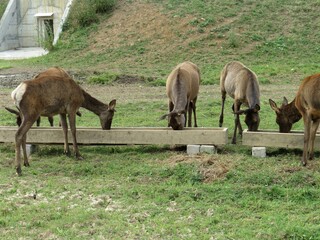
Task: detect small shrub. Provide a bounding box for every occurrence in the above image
[226,32,240,48]
[88,72,117,84]
[77,5,99,27]
[92,0,116,13]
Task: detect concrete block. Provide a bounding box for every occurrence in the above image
[200,145,217,154]
[252,147,266,158]
[187,145,200,155]
[26,144,37,157]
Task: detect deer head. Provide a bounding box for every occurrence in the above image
[99,99,117,130]
[160,110,186,130]
[235,104,260,131]
[269,97,294,133]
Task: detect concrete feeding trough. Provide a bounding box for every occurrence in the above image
[242,129,318,149]
[0,127,228,146]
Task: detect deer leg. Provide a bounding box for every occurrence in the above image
[308,118,320,160]
[60,113,70,156]
[21,133,29,167]
[232,100,241,144]
[48,117,54,127]
[68,112,82,160]
[302,115,311,166]
[36,117,41,127]
[192,98,198,127]
[237,103,243,136]
[168,101,174,127]
[219,91,226,127]
[15,119,36,176]
[187,102,192,127]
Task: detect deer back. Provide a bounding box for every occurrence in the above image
[166,61,200,106]
[223,61,260,108]
[12,76,84,117]
[295,74,320,118]
[34,67,70,79]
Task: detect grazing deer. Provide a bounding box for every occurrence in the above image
[295,73,320,166]
[160,61,200,130]
[269,97,302,133]
[11,74,116,176]
[219,61,260,144]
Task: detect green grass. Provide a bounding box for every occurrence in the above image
[1,0,320,239]
[1,143,320,239]
[0,0,9,19]
[0,82,316,239]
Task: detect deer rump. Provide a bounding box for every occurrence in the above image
[161,61,200,130]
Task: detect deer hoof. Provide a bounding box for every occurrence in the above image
[76,155,84,160]
[64,151,71,157]
[24,162,30,167]
[16,167,22,176]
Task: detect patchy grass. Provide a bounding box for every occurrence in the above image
[2,0,319,86]
[1,0,320,239]
[0,81,316,239]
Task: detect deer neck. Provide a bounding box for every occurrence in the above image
[172,79,188,111]
[286,99,302,123]
[81,90,106,115]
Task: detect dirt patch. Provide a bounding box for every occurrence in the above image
[165,154,234,183]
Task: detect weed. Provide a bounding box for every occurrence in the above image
[88,72,117,84]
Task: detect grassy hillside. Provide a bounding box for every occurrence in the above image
[1,0,320,85]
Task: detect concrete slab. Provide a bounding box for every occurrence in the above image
[252,147,266,158]
[0,47,48,60]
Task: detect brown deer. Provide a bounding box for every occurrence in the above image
[269,97,302,133]
[295,73,320,166]
[160,61,200,130]
[11,74,116,176]
[219,61,260,144]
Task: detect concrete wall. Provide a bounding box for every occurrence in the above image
[0,0,19,51]
[0,0,73,51]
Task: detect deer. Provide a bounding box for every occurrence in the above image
[11,74,116,176]
[269,97,302,133]
[160,61,200,130]
[219,61,260,144]
[295,73,320,166]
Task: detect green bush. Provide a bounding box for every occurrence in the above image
[92,0,116,13]
[66,0,116,29]
[88,72,118,84]
[76,1,99,27]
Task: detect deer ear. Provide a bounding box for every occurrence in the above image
[282,97,288,106]
[159,113,169,120]
[5,107,20,116]
[269,99,280,113]
[254,104,260,112]
[234,109,247,115]
[108,99,116,110]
